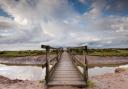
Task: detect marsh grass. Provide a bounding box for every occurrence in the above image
[87,80,95,88]
[0,50,45,57]
[88,62,128,68]
[89,49,128,56]
[71,48,128,56]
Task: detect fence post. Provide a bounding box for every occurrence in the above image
[83,46,88,86]
[45,46,50,85]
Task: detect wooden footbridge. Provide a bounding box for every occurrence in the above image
[41,45,88,88]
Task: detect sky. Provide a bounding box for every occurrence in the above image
[0,0,128,50]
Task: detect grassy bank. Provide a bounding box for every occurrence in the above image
[89,48,128,56]
[0,50,45,57]
[88,62,128,68]
[71,48,128,56]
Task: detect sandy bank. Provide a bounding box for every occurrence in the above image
[91,69,128,89]
[0,69,128,89]
[0,76,44,89]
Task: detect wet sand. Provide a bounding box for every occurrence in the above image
[0,55,56,65]
[77,55,128,66]
[0,55,128,66]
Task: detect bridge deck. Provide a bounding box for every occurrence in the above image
[48,52,86,87]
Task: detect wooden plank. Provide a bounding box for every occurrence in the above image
[51,77,82,81]
[53,74,82,78]
[54,71,79,75]
[48,51,86,87]
[48,80,86,86]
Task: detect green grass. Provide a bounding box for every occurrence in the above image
[89,49,128,56]
[0,50,45,57]
[0,63,43,67]
[87,80,95,88]
[88,62,128,68]
[70,48,128,56]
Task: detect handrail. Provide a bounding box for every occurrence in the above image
[67,46,88,86]
[41,56,58,68]
[72,55,86,67]
[41,45,63,85]
[49,52,62,77]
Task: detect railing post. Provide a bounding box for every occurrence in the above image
[45,46,50,85]
[83,46,88,86]
[56,49,59,62]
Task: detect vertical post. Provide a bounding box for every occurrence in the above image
[83,46,88,86]
[56,49,59,62]
[45,46,50,85]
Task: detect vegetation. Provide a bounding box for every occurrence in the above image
[88,48,128,56]
[0,50,45,57]
[88,62,128,68]
[70,48,128,56]
[1,48,128,57]
[87,80,95,88]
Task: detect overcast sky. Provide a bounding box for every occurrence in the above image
[0,0,128,50]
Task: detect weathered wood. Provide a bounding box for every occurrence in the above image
[45,46,50,84]
[83,46,88,85]
[41,45,63,85]
[48,80,86,87]
[68,46,88,86]
[48,52,86,87]
[49,51,63,81]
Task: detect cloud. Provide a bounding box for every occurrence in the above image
[0,0,128,50]
[105,0,128,15]
[0,16,16,29]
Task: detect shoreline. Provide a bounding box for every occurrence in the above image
[0,55,128,67]
[0,56,128,89]
[0,69,128,89]
[91,69,128,89]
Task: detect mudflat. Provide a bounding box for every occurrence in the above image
[77,55,128,66]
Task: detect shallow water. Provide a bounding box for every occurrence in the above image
[0,64,128,80]
[78,64,128,77]
[88,66,117,76]
[0,64,45,80]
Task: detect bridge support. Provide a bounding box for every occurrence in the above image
[83,46,88,86]
[45,46,50,85]
[41,45,50,85]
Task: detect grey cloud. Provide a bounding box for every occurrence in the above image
[0,17,16,29]
[106,0,128,14]
[0,0,128,50]
[90,0,128,15]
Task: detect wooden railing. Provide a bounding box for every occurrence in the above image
[68,46,88,86]
[41,45,63,84]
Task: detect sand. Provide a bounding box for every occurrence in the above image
[0,76,44,89]
[0,70,128,89]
